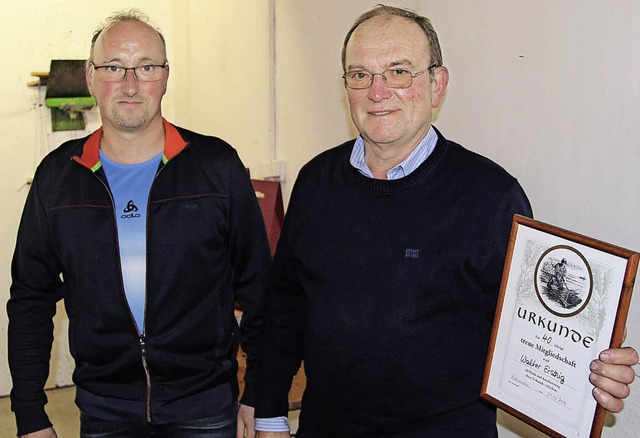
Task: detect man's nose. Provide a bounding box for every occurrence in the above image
[121,69,139,94]
[368,73,392,102]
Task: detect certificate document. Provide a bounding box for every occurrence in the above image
[481,215,638,438]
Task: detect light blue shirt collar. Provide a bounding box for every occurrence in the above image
[349,126,438,179]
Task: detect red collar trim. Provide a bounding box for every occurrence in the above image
[72,119,188,171]
[162,119,188,161]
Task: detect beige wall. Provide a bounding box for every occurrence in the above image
[170,0,272,171]
[1,1,638,437]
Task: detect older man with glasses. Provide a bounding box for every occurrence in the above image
[8,9,270,438]
[254,5,638,437]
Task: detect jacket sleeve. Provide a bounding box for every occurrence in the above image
[7,169,64,436]
[226,152,272,407]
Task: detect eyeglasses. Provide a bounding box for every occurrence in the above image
[342,64,439,89]
[90,62,168,82]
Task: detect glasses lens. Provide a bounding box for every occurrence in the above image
[384,69,412,88]
[96,66,125,83]
[345,70,373,89]
[135,65,165,82]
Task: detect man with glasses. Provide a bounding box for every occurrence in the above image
[254,5,638,437]
[8,9,270,438]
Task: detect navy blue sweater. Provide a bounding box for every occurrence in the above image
[256,130,532,437]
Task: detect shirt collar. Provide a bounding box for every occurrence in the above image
[349,126,438,179]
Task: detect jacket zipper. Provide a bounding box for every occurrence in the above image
[140,335,152,422]
[138,162,167,424]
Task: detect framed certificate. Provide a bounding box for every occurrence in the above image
[481,215,638,438]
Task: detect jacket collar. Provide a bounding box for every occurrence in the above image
[72,118,188,171]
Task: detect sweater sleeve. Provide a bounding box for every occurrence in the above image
[481,179,533,303]
[7,169,64,436]
[254,181,308,418]
[226,151,272,407]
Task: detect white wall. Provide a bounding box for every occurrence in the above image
[170,0,272,172]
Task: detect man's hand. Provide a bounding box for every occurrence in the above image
[237,404,256,438]
[255,432,291,438]
[21,427,58,438]
[589,346,638,413]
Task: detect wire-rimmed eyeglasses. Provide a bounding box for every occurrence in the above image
[342,64,439,89]
[90,62,168,82]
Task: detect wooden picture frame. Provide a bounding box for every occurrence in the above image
[481,215,638,438]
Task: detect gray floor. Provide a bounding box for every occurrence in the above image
[0,386,299,437]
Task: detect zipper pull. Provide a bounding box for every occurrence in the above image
[139,335,146,355]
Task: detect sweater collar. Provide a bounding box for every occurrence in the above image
[345,126,449,193]
[72,118,188,171]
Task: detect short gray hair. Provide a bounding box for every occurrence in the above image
[341,4,443,71]
[88,9,166,65]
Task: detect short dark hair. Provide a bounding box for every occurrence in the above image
[341,4,443,71]
[88,9,167,66]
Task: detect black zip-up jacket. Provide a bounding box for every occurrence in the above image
[8,120,271,436]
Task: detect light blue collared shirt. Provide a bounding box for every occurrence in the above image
[349,126,438,179]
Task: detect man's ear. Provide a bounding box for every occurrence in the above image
[430,66,449,108]
[85,64,95,97]
[162,64,170,95]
